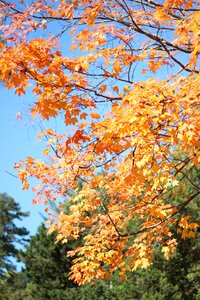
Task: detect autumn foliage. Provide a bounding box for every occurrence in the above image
[0,0,199,284]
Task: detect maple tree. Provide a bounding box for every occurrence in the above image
[0,0,199,284]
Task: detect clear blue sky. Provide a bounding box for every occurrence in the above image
[0,86,46,235]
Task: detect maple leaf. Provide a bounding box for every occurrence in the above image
[90,112,101,119]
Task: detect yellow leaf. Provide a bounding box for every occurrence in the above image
[43,149,50,156]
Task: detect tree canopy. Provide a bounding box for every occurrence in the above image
[1,185,199,299]
[0,0,199,284]
[0,193,29,276]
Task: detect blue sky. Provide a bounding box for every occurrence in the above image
[0,86,46,235]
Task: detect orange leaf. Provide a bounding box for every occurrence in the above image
[90,112,101,119]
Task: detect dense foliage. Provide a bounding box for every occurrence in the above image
[1,213,199,299]
[0,185,199,299]
[21,223,77,299]
[0,0,199,284]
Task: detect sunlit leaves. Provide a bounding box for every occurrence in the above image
[0,0,200,285]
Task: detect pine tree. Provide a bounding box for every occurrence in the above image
[0,193,29,276]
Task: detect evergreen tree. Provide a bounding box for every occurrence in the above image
[22,223,77,300]
[0,270,29,300]
[0,193,29,276]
